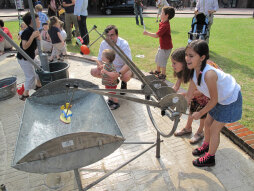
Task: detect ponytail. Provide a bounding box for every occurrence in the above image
[197,60,207,86]
[186,40,209,86]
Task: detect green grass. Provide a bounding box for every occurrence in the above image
[5,17,254,131]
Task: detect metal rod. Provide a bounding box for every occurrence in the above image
[156,131,161,158]
[83,143,157,190]
[66,85,78,117]
[84,88,161,108]
[0,28,43,71]
[87,88,146,95]
[74,169,83,191]
[81,25,97,41]
[123,141,155,144]
[88,33,104,48]
[64,83,71,104]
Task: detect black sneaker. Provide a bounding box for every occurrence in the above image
[120,81,127,95]
[192,144,209,156]
[110,103,120,110]
[107,99,114,106]
[72,30,76,37]
[34,85,42,91]
[193,153,215,167]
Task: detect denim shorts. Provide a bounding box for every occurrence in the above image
[209,91,242,123]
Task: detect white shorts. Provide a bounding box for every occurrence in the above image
[41,40,53,53]
[155,48,171,68]
[18,58,40,91]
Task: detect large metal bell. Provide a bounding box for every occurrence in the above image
[12,79,125,174]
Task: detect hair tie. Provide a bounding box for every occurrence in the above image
[200,71,203,74]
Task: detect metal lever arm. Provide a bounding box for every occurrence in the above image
[83,88,161,108]
[83,88,188,114]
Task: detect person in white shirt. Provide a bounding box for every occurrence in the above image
[74,0,89,45]
[59,21,67,56]
[185,40,242,167]
[195,0,219,44]
[155,0,169,22]
[90,25,133,97]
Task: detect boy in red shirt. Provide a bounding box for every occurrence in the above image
[143,6,175,80]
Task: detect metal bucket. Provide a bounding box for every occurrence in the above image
[0,77,17,101]
[36,62,70,86]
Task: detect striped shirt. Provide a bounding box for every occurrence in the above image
[102,62,118,86]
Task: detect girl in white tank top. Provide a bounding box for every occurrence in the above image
[185,40,242,167]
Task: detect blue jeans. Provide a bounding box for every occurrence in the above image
[134,4,143,25]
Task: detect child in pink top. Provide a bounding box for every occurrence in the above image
[0,19,13,55]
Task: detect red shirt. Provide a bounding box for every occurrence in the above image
[156,21,173,50]
[0,27,13,42]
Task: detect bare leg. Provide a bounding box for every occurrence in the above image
[204,113,214,143]
[156,14,159,21]
[196,118,205,134]
[156,65,161,73]
[36,80,42,87]
[208,120,225,155]
[121,70,132,83]
[185,115,194,131]
[161,67,166,75]
[23,90,29,96]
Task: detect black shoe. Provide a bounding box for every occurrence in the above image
[107,99,114,106]
[80,51,84,55]
[193,153,215,167]
[192,144,209,156]
[120,81,127,95]
[34,85,42,91]
[19,94,29,101]
[72,30,76,37]
[110,103,120,110]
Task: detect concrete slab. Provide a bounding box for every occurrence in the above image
[0,53,253,191]
[0,7,253,22]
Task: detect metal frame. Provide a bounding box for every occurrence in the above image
[3,7,188,187]
[74,137,162,191]
[70,27,187,191]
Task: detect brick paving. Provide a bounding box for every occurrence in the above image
[0,53,254,190]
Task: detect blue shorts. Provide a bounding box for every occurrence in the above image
[209,91,242,123]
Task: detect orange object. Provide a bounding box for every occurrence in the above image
[17,84,25,95]
[80,45,90,55]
